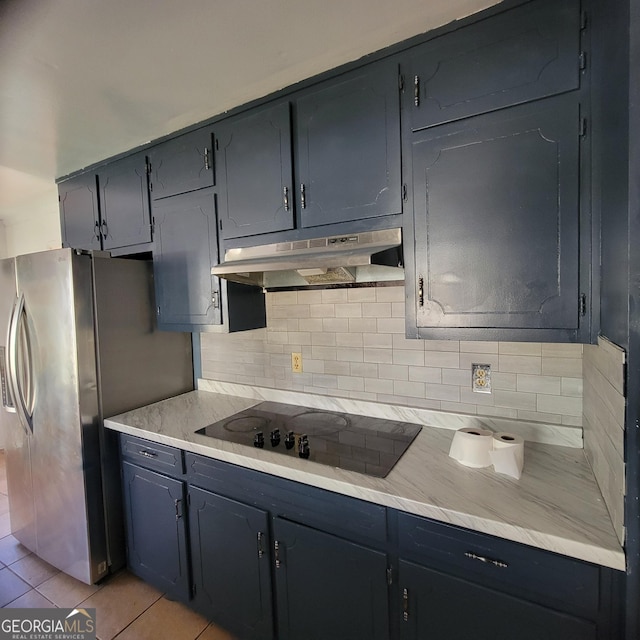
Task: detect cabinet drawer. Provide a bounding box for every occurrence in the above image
[405,0,581,131]
[120,434,185,477]
[397,511,600,620]
[185,453,387,547]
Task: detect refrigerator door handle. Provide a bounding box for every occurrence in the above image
[7,293,34,435]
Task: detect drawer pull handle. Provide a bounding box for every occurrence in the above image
[465,551,508,569]
[138,449,158,458]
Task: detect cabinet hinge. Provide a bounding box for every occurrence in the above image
[579,117,588,137]
[398,74,404,92]
[579,293,587,317]
[579,51,587,71]
[402,587,409,622]
[146,160,152,176]
[580,10,588,30]
[386,567,393,586]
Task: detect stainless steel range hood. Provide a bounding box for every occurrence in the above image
[211,228,403,289]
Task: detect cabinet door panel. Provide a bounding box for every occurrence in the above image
[58,173,101,251]
[121,462,189,600]
[149,128,214,199]
[99,153,152,249]
[189,487,274,640]
[296,60,401,227]
[273,517,389,640]
[410,94,579,331]
[216,102,294,239]
[406,0,580,130]
[399,559,596,640]
[152,189,221,327]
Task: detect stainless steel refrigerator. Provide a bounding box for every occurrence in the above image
[0,248,193,584]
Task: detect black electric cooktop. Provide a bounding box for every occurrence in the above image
[196,401,422,478]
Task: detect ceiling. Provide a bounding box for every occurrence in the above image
[0,0,499,222]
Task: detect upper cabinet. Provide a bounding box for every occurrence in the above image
[59,152,152,253]
[216,102,294,239]
[148,127,215,200]
[216,59,401,241]
[402,0,592,342]
[405,0,581,131]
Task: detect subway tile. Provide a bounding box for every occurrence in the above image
[288,331,312,345]
[517,410,562,424]
[335,303,363,318]
[364,333,393,349]
[365,378,391,394]
[393,380,426,398]
[425,384,460,402]
[269,290,299,306]
[393,350,425,366]
[296,289,323,305]
[409,366,442,384]
[491,372,517,391]
[476,405,519,419]
[561,377,583,397]
[460,341,499,354]
[310,303,336,318]
[299,318,324,332]
[311,345,338,361]
[311,374,339,389]
[312,332,337,346]
[376,317,405,334]
[499,355,542,375]
[459,352,500,371]
[561,415,583,427]
[348,318,378,333]
[270,304,310,319]
[336,332,363,347]
[378,364,409,381]
[376,286,405,302]
[337,376,365,392]
[421,340,460,352]
[321,289,349,304]
[322,317,350,332]
[493,389,537,411]
[441,369,471,387]
[348,391,378,402]
[392,334,426,351]
[516,374,561,395]
[347,288,377,302]
[541,343,583,358]
[441,401,478,415]
[536,394,582,417]
[392,302,405,317]
[542,356,582,377]
[350,362,379,378]
[302,359,325,374]
[364,348,393,364]
[267,331,289,345]
[340,348,365,363]
[424,351,460,369]
[362,302,392,317]
[499,342,542,356]
[459,388,495,407]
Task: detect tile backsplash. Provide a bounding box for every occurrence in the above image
[200,286,584,427]
[583,337,626,545]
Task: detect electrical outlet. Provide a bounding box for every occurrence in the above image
[472,363,491,393]
[292,352,303,373]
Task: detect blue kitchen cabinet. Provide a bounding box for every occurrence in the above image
[216,58,401,241]
[148,127,215,200]
[59,152,152,253]
[188,487,274,640]
[121,460,190,601]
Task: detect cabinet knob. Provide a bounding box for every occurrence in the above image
[284,431,295,450]
[253,431,265,448]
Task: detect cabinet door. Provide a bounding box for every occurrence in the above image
[398,559,596,640]
[99,153,152,249]
[121,461,190,601]
[188,487,274,640]
[409,94,580,332]
[58,173,101,251]
[216,102,294,239]
[405,0,581,131]
[273,517,389,640]
[296,60,401,227]
[148,128,214,199]
[152,189,222,328]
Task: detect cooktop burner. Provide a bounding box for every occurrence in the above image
[195,401,422,478]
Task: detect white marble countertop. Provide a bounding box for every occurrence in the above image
[104,388,625,571]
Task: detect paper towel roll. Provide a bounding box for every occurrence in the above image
[489,432,525,479]
[448,428,494,468]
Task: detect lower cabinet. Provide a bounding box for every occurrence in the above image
[119,435,622,640]
[120,461,190,601]
[188,487,274,640]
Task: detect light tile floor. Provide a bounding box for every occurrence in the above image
[0,451,236,640]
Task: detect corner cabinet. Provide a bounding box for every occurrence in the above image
[59,152,153,254]
[401,0,594,342]
[216,58,401,241]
